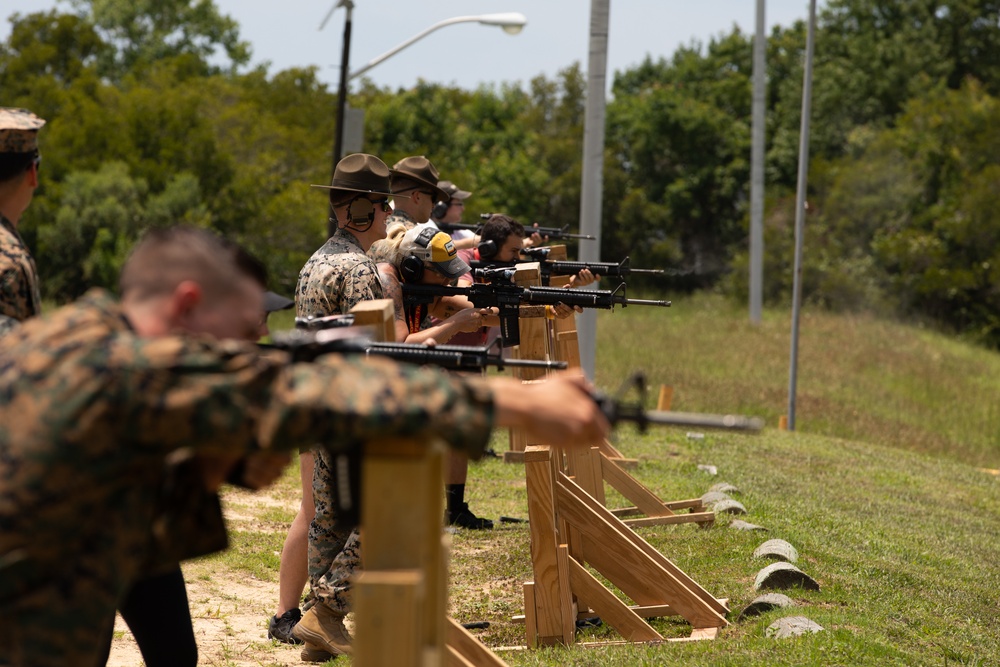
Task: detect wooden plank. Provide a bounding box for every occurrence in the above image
[524,446,566,641]
[349,298,396,342]
[556,546,577,645]
[502,449,525,464]
[565,557,662,642]
[523,582,537,649]
[623,513,715,528]
[445,617,510,667]
[555,475,728,627]
[657,385,674,411]
[601,455,677,517]
[354,570,422,667]
[362,439,447,653]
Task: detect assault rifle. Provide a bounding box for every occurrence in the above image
[401,280,670,347]
[268,317,567,372]
[469,254,665,286]
[595,373,764,433]
[435,216,596,241]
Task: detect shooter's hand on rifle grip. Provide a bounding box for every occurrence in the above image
[491,373,610,448]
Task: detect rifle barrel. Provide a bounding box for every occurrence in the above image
[624,298,671,307]
[629,268,667,275]
[643,410,764,432]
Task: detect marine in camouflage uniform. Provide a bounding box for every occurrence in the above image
[0,229,495,666]
[0,213,41,335]
[294,153,400,655]
[0,108,46,337]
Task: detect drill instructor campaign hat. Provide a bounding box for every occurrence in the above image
[0,108,46,153]
[390,156,449,202]
[310,153,403,198]
[400,225,470,279]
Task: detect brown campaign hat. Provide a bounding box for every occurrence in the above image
[310,153,400,197]
[0,108,46,153]
[263,291,294,313]
[438,180,472,201]
[391,156,449,201]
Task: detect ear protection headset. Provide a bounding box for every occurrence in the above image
[399,227,440,283]
[477,239,498,260]
[346,196,376,229]
[431,199,449,221]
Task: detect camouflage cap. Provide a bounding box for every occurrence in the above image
[0,108,46,154]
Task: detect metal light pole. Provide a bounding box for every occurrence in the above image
[787,0,818,431]
[750,0,766,325]
[577,0,611,381]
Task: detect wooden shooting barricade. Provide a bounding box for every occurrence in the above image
[498,268,728,649]
[505,255,713,528]
[347,300,509,667]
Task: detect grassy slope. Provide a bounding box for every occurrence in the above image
[237,295,1000,666]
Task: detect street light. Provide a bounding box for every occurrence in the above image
[320,8,527,238]
[348,13,527,81]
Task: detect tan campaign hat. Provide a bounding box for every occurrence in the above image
[0,108,46,153]
[391,156,449,201]
[310,153,399,197]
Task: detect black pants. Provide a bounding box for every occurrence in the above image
[98,567,198,667]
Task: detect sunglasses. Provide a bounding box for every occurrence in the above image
[32,154,41,174]
[369,197,391,212]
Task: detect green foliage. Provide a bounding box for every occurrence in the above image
[67,0,250,81]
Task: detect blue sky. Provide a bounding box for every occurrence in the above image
[3,1,817,93]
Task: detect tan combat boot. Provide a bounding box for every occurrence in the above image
[292,604,352,657]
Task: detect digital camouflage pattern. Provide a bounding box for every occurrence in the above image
[295,225,387,619]
[296,227,383,318]
[0,289,494,666]
[0,214,41,337]
[0,108,45,153]
[366,209,418,265]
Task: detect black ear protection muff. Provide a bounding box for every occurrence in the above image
[346,196,376,228]
[432,200,449,221]
[478,239,498,260]
[399,254,425,283]
[399,226,440,283]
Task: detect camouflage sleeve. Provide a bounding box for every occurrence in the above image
[0,314,18,337]
[0,264,30,323]
[339,262,384,313]
[122,337,494,459]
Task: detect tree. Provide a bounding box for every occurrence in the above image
[67,0,250,81]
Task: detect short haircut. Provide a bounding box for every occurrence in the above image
[119,226,267,300]
[480,214,525,248]
[0,150,37,183]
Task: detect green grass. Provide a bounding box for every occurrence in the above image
[218,293,1000,666]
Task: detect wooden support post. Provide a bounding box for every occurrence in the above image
[349,298,396,341]
[657,385,674,411]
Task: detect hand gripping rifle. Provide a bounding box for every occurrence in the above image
[401,279,670,348]
[594,373,765,433]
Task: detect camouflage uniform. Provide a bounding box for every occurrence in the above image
[0,212,41,337]
[366,209,418,265]
[296,227,383,318]
[0,289,494,667]
[295,228,382,616]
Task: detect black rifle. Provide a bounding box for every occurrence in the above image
[594,373,764,433]
[401,281,670,348]
[469,254,665,285]
[435,217,596,241]
[269,325,567,372]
